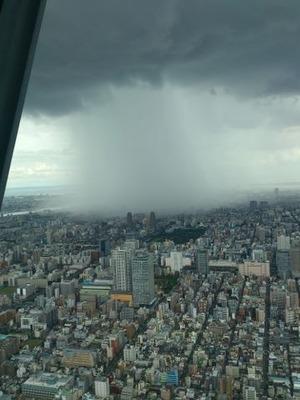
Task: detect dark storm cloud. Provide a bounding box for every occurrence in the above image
[26,0,300,115]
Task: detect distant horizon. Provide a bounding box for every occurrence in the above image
[4,184,73,196]
[5,181,300,196]
[3,182,300,219]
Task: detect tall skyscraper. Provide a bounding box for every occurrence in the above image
[149,211,156,232]
[274,187,279,202]
[123,239,139,253]
[132,251,155,306]
[276,235,291,278]
[277,235,290,251]
[99,238,111,257]
[111,249,132,292]
[196,247,208,275]
[276,250,291,278]
[290,238,300,277]
[126,212,133,227]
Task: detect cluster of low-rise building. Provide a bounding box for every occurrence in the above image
[0,195,299,399]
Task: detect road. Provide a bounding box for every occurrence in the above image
[222,277,246,373]
[181,274,225,383]
[262,278,270,398]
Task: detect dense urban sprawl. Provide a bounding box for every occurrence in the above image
[0,193,299,399]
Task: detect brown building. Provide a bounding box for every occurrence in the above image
[62,348,95,368]
[111,292,133,306]
[0,309,16,325]
[0,335,19,363]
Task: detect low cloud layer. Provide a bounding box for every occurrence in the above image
[26,0,300,115]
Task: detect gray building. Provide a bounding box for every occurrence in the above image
[126,212,133,227]
[120,306,134,321]
[290,239,300,277]
[132,251,155,306]
[148,211,156,232]
[22,373,73,400]
[111,249,132,292]
[276,235,291,278]
[276,250,291,278]
[99,238,111,257]
[196,247,208,275]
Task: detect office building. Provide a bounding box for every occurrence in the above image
[99,238,111,257]
[276,235,291,278]
[249,201,258,210]
[290,239,300,277]
[111,249,132,292]
[276,250,291,278]
[277,235,290,251]
[149,211,156,232]
[126,212,133,227]
[95,377,110,398]
[259,200,268,209]
[239,261,270,277]
[22,373,73,400]
[123,238,139,253]
[196,247,208,275]
[132,251,155,306]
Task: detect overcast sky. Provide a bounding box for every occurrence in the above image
[6,0,300,211]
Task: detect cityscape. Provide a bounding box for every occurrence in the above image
[0,190,299,399]
[2,1,300,400]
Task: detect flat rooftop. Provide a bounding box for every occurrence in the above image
[22,373,72,389]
